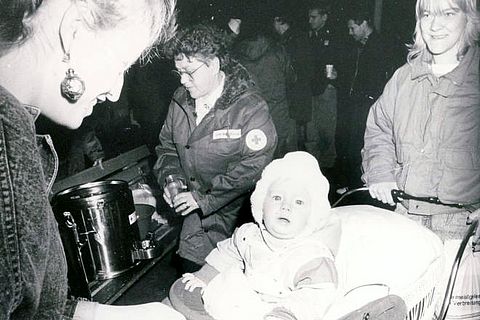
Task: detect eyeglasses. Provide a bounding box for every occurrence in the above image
[172,63,206,80]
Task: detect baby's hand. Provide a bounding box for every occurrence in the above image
[182,273,207,292]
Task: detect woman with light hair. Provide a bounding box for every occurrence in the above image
[362,0,479,242]
[362,3,479,313]
[407,0,480,62]
[0,0,183,319]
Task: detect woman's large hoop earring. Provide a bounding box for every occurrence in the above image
[60,68,85,103]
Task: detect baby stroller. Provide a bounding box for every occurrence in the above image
[325,188,480,320]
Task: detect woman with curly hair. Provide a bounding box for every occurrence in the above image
[154,23,277,273]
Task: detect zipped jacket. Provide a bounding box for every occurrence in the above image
[154,59,277,263]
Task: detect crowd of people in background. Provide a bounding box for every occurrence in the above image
[1,0,477,318]
[51,0,406,194]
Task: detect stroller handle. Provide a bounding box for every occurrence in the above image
[390,189,465,208]
[332,187,471,210]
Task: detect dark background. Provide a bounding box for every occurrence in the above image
[175,0,416,41]
[38,0,418,180]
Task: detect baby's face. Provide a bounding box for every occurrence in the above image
[262,178,312,239]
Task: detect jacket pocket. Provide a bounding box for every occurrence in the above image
[439,150,480,203]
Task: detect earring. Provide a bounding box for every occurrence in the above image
[60,68,85,103]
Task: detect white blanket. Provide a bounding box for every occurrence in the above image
[324,205,444,320]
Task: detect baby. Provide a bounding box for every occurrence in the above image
[169,152,341,320]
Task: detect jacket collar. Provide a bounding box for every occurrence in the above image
[443,45,478,86]
[309,27,330,39]
[0,86,42,121]
[23,104,41,121]
[0,86,57,193]
[185,58,254,111]
[411,45,478,86]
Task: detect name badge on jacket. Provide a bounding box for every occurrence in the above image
[213,129,241,140]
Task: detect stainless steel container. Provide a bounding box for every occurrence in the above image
[53,180,139,296]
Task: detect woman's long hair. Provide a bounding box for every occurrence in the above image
[407,0,480,63]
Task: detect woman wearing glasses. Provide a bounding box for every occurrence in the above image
[154,23,277,273]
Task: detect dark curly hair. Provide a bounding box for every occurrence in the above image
[164,22,232,68]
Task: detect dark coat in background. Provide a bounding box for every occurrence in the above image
[335,31,389,186]
[235,33,292,157]
[282,26,342,124]
[282,28,313,123]
[279,27,313,123]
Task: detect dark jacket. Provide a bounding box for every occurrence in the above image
[307,27,338,95]
[336,31,389,160]
[0,86,76,319]
[235,34,291,144]
[342,31,388,102]
[283,26,341,122]
[281,28,313,123]
[154,59,277,264]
